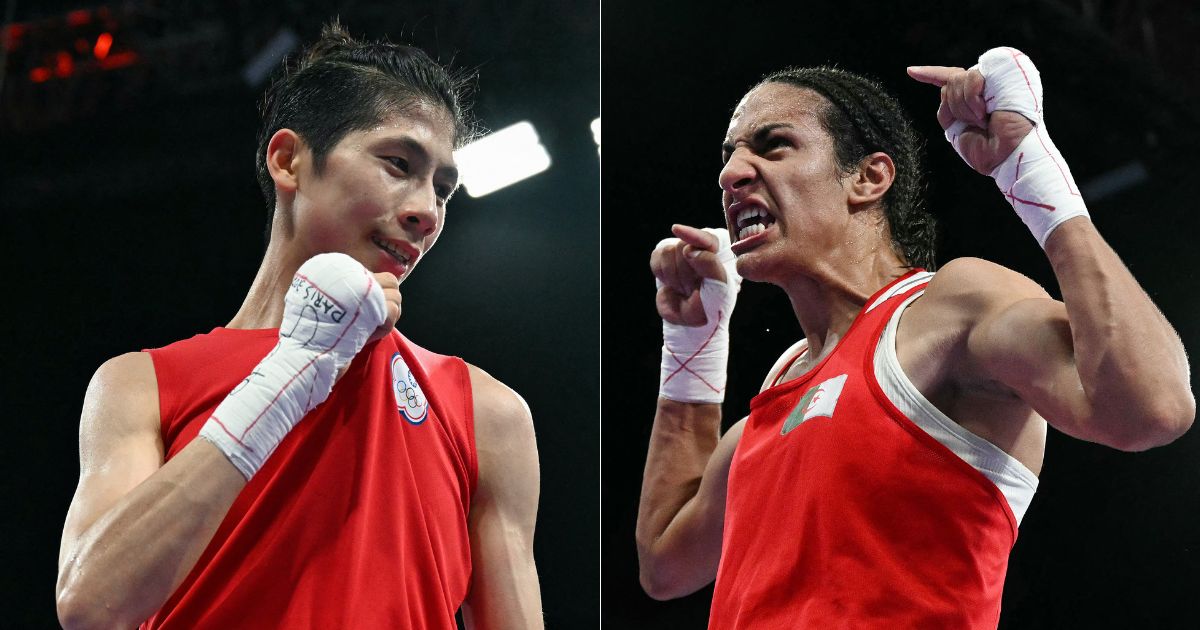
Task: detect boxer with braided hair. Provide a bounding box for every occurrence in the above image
[763,66,936,269]
[638,49,1192,628]
[56,21,542,630]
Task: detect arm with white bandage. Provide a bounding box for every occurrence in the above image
[636,224,746,599]
[56,254,388,629]
[909,49,1193,450]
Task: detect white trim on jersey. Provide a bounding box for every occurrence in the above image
[865,271,936,314]
[874,290,1040,524]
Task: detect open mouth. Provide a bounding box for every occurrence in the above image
[733,205,776,242]
[371,235,413,266]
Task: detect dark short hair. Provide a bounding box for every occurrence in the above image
[759,67,936,270]
[255,20,476,238]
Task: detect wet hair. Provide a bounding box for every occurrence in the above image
[758,66,936,270]
[255,20,476,238]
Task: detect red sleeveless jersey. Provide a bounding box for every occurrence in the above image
[141,328,476,629]
[709,271,1017,629]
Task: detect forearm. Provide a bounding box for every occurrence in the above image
[635,397,721,576]
[1044,218,1194,446]
[57,439,245,629]
[461,525,543,630]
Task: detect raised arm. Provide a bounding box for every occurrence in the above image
[461,365,543,630]
[910,49,1193,451]
[57,256,399,629]
[56,353,247,630]
[636,225,745,599]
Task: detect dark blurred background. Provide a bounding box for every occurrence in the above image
[602,1,1200,628]
[0,0,597,626]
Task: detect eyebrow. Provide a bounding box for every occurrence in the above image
[721,122,796,155]
[382,135,460,184]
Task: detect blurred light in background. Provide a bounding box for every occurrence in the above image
[1080,161,1149,201]
[242,28,299,87]
[591,117,600,154]
[455,121,551,197]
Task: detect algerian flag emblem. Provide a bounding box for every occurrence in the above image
[780,374,848,435]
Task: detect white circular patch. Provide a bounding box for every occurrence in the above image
[390,352,428,425]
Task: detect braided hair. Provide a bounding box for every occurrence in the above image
[255,20,477,238]
[759,67,936,270]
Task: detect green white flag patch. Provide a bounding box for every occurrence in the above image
[781,374,848,435]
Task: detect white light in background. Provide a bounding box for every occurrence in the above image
[455,122,551,197]
[591,117,600,154]
[242,28,299,87]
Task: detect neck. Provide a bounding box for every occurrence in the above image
[228,227,304,330]
[778,246,909,363]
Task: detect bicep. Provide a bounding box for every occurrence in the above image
[461,366,542,630]
[968,296,1094,438]
[60,353,164,569]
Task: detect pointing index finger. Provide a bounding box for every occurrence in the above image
[906,65,961,87]
[671,224,719,252]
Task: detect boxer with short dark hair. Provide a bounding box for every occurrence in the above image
[637,49,1193,628]
[55,21,543,630]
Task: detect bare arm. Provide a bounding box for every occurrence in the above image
[460,365,543,630]
[637,224,755,600]
[636,399,744,600]
[965,223,1193,451]
[56,353,246,630]
[910,60,1193,451]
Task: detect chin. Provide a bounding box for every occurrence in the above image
[737,247,806,287]
[733,248,775,282]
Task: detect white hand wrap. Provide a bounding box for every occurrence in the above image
[199,253,387,479]
[945,47,1089,248]
[657,228,742,404]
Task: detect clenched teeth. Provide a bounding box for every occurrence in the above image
[736,207,766,229]
[372,236,411,264]
[737,223,766,241]
[733,205,774,242]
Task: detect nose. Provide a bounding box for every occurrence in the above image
[719,148,757,194]
[398,184,439,238]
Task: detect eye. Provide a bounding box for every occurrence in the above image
[385,157,410,172]
[764,135,791,152]
[435,185,453,202]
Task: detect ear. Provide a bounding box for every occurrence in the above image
[265,128,304,197]
[846,152,895,207]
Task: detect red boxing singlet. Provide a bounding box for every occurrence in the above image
[141,328,476,629]
[710,271,1017,629]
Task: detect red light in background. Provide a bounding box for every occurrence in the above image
[99,50,138,70]
[29,67,51,83]
[66,9,91,27]
[94,33,113,60]
[6,22,26,49]
[55,51,74,77]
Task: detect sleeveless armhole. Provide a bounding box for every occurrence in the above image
[143,349,176,439]
[458,359,479,498]
[397,332,479,502]
[869,290,1038,527]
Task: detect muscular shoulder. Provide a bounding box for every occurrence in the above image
[466,364,535,442]
[907,258,1058,395]
[921,257,1050,317]
[465,364,538,503]
[79,352,162,472]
